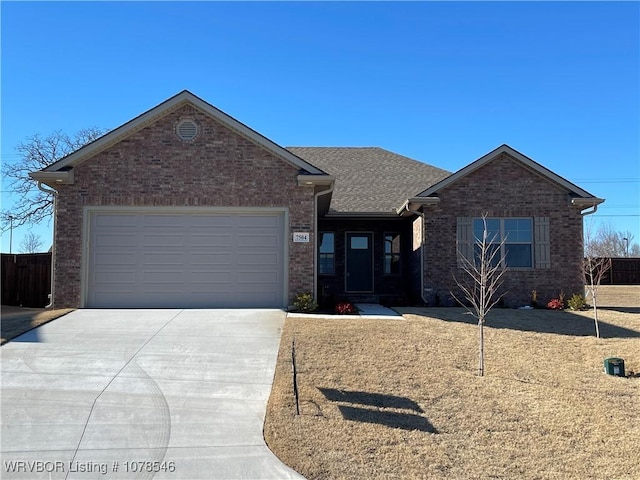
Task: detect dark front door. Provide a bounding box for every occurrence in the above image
[346,233,373,292]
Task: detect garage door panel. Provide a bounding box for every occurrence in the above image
[190,271,233,283]
[142,215,187,227]
[88,211,285,308]
[95,271,137,284]
[238,253,279,266]
[95,214,138,228]
[93,293,139,307]
[191,234,233,247]
[237,272,279,285]
[237,234,279,248]
[94,252,137,265]
[142,272,186,284]
[244,292,281,306]
[142,234,186,247]
[190,214,233,224]
[143,253,186,265]
[237,215,278,227]
[186,253,232,265]
[94,234,137,248]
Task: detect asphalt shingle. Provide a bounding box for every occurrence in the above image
[287,147,451,214]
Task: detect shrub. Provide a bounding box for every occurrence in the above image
[293,292,318,313]
[531,289,539,308]
[567,293,587,311]
[335,302,356,315]
[547,298,565,310]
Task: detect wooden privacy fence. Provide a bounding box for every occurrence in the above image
[601,258,640,285]
[1,253,52,307]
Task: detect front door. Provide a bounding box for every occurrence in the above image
[346,233,373,292]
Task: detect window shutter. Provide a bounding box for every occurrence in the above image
[534,217,550,269]
[457,217,473,267]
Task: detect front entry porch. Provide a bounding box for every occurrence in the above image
[317,217,419,308]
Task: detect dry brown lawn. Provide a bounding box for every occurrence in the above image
[1,306,75,345]
[265,287,640,480]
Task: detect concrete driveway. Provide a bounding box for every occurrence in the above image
[1,309,304,479]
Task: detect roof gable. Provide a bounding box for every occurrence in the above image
[417,144,599,200]
[42,90,328,176]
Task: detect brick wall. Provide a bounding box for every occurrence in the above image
[422,153,585,307]
[52,104,316,308]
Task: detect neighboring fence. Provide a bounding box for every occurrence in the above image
[1,253,52,307]
[601,257,640,285]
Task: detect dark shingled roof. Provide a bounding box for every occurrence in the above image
[287,147,452,215]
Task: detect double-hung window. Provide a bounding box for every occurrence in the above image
[472,218,533,268]
[319,232,335,275]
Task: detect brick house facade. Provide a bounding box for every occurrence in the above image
[31,91,603,309]
[420,152,586,307]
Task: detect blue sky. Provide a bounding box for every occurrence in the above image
[2,1,639,253]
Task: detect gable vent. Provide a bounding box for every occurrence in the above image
[176,119,198,141]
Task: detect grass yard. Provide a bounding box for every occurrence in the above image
[1,306,74,345]
[264,291,640,479]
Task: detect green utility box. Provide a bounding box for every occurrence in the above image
[603,357,625,377]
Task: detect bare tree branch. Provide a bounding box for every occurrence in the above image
[585,220,638,257]
[19,232,44,253]
[1,127,106,231]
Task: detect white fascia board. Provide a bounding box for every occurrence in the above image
[396,197,440,216]
[417,144,597,199]
[297,174,335,186]
[571,197,605,207]
[43,90,327,175]
[324,211,400,218]
[29,170,74,185]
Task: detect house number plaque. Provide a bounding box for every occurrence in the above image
[293,232,310,243]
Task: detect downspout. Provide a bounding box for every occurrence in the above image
[36,181,57,308]
[404,203,428,304]
[399,197,440,305]
[313,184,334,304]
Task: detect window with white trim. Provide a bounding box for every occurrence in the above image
[472,218,533,268]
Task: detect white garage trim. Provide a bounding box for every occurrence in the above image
[81,206,289,308]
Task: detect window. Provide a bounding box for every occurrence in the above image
[384,233,401,275]
[472,218,533,268]
[319,232,335,275]
[350,236,368,249]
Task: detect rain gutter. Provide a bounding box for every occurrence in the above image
[571,197,605,216]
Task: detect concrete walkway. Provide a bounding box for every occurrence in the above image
[1,309,304,479]
[288,303,402,320]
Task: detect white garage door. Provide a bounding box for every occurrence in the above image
[86,211,285,308]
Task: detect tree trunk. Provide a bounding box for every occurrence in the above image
[478,318,485,377]
[592,292,600,339]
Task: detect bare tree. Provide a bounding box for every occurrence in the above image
[452,214,509,376]
[584,224,613,339]
[19,232,44,253]
[585,221,637,257]
[1,128,106,231]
